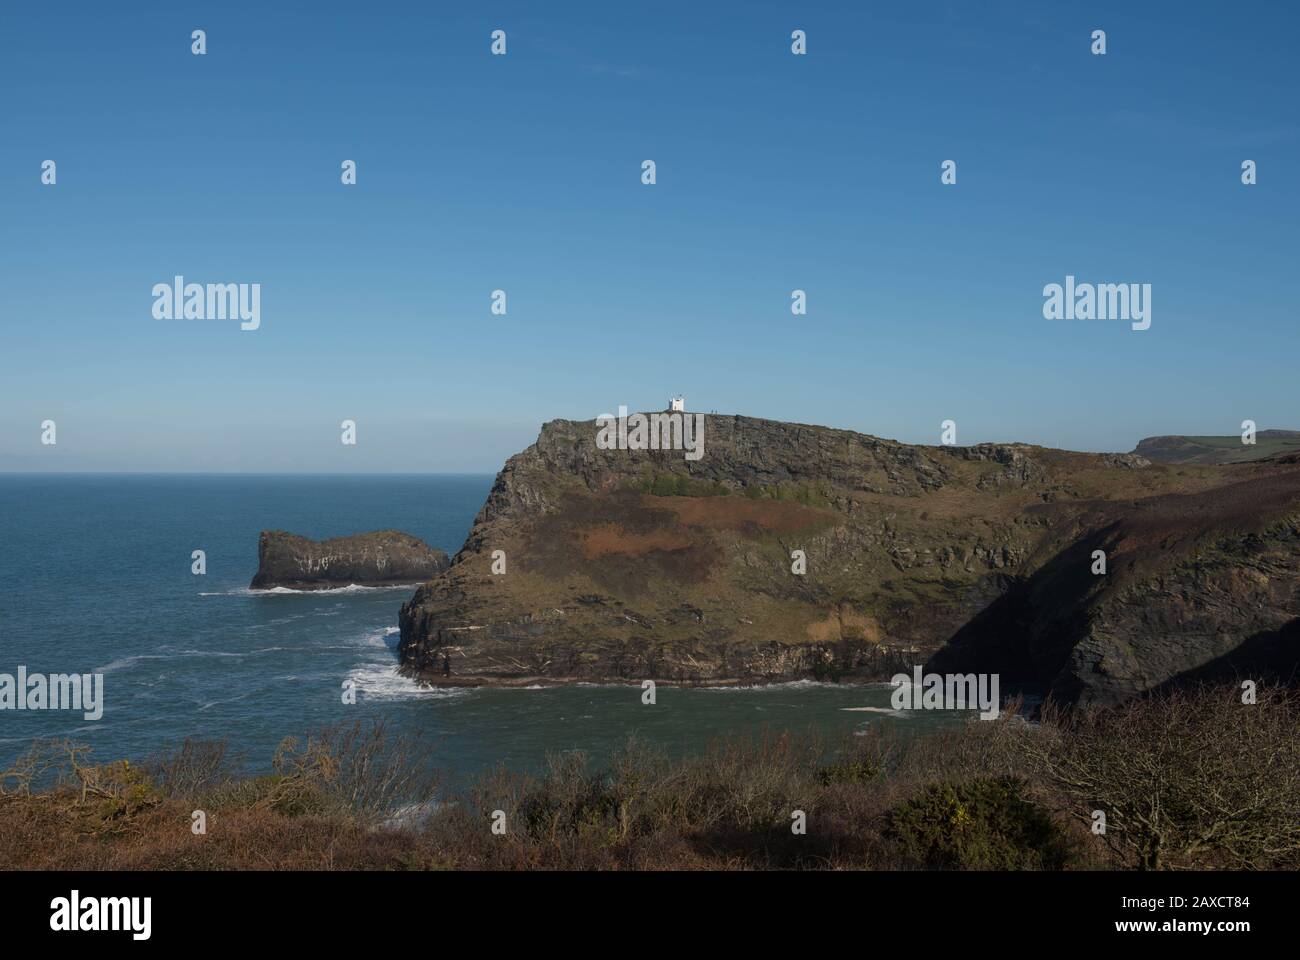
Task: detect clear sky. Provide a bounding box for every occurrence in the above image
[1,1,1295,471]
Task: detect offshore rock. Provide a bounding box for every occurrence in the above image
[250,530,448,591]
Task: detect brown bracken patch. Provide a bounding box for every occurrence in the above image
[661,495,834,536]
[524,490,723,591]
[579,523,694,559]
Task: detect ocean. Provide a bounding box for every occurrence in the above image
[0,474,963,781]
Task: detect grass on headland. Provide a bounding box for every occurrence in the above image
[1,683,1297,871]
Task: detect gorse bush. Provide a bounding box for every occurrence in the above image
[884,776,1077,870]
[817,757,881,786]
[87,760,162,822]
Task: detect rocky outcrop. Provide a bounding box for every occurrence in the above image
[250,530,448,590]
[398,414,1300,703]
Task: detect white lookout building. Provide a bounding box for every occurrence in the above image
[669,396,685,412]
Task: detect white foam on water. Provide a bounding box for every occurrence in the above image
[362,626,402,647]
[346,625,467,702]
[698,679,843,693]
[197,691,252,712]
[95,654,164,674]
[246,614,310,631]
[842,706,912,718]
[201,584,422,597]
[348,664,468,702]
[95,648,247,674]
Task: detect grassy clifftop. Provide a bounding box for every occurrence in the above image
[1134,429,1300,465]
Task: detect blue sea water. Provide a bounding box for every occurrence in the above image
[0,475,959,780]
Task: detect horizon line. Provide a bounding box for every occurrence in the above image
[0,470,500,477]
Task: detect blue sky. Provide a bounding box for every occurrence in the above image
[1,0,1296,471]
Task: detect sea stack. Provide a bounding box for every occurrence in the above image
[250,530,449,591]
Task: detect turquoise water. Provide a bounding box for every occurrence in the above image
[0,475,961,779]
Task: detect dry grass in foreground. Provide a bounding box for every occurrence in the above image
[2,683,1297,871]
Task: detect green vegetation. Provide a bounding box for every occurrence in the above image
[632,472,731,497]
[816,757,881,786]
[627,471,833,506]
[885,776,1075,870]
[741,481,831,506]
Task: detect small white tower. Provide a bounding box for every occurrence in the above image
[669,395,685,412]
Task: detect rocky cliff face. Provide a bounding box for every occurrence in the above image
[398,415,1300,703]
[250,530,448,590]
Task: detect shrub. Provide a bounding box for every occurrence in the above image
[817,758,880,786]
[1027,684,1300,870]
[262,720,439,824]
[146,737,232,800]
[86,760,162,821]
[885,776,1075,870]
[650,475,677,496]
